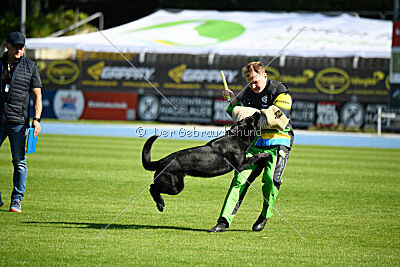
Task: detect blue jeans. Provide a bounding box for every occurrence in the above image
[0,123,27,201]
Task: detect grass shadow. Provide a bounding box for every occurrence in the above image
[23,221,249,232]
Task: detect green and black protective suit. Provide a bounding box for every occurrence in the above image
[218,80,294,226]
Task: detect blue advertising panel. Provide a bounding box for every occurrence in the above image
[30,90,56,118]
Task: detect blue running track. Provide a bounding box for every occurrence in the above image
[41,122,400,149]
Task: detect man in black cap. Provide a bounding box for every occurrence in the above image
[0,31,42,212]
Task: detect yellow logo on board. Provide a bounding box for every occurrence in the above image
[385,74,390,90]
[168,64,187,84]
[87,61,105,80]
[265,67,280,81]
[46,60,80,85]
[36,61,46,73]
[315,68,350,94]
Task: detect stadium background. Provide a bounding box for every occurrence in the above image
[1,0,397,131]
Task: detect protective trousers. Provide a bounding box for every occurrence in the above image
[218,145,289,226]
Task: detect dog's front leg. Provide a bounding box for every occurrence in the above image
[236,152,271,172]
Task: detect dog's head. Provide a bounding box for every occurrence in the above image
[227,112,261,143]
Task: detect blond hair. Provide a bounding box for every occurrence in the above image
[242,61,265,78]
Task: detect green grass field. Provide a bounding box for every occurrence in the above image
[1,134,399,265]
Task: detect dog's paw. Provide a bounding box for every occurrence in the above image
[156,201,164,212]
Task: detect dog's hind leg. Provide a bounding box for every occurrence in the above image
[150,184,165,212]
[150,172,185,212]
[166,173,185,195]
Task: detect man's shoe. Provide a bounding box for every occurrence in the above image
[207,223,227,233]
[10,199,22,213]
[252,215,268,231]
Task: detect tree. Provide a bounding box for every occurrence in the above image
[1,0,95,42]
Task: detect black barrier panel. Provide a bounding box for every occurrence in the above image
[389,84,400,108]
[43,57,389,104]
[291,100,316,128]
[38,55,392,129]
[290,99,400,130]
[137,94,213,124]
[267,60,389,103]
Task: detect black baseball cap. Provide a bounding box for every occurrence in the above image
[6,32,26,46]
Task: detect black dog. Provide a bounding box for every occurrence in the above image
[142,112,271,212]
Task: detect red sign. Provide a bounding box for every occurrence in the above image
[316,101,339,128]
[393,21,400,47]
[81,92,138,120]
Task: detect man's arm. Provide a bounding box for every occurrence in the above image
[272,82,292,118]
[32,87,42,137]
[273,92,292,118]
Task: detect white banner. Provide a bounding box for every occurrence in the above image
[27,10,392,58]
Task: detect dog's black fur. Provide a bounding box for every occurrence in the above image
[142,112,271,212]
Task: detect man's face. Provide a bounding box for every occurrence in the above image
[245,71,267,94]
[5,43,25,60]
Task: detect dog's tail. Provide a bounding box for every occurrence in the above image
[142,135,159,171]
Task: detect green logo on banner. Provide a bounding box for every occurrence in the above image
[129,19,245,47]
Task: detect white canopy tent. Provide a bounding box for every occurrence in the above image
[27,9,392,58]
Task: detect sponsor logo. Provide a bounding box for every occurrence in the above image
[316,102,339,127]
[87,61,155,81]
[129,19,245,47]
[265,67,280,81]
[351,71,385,87]
[265,67,314,85]
[315,68,350,94]
[81,92,138,121]
[36,61,47,73]
[290,101,315,127]
[87,61,105,80]
[168,64,238,83]
[168,64,187,83]
[137,95,160,121]
[46,60,80,85]
[261,95,268,103]
[53,90,85,120]
[340,101,364,128]
[385,74,390,90]
[275,110,283,118]
[158,96,213,124]
[87,101,128,109]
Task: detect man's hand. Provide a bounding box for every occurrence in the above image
[223,88,235,104]
[32,120,41,137]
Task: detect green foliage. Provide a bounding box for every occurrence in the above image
[0,134,399,265]
[27,5,96,38]
[0,11,20,40]
[0,0,96,40]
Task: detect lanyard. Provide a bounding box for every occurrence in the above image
[7,63,12,82]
